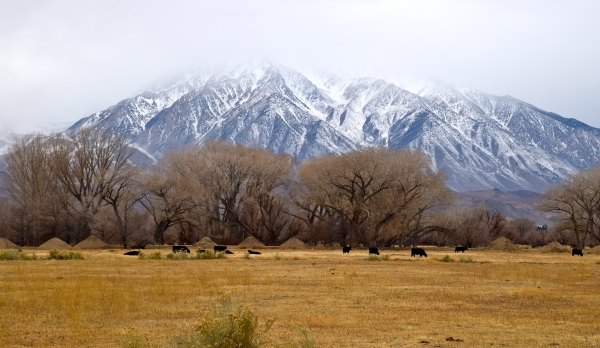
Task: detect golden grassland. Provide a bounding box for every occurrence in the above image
[1,247,599,348]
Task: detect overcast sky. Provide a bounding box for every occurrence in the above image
[1,0,599,132]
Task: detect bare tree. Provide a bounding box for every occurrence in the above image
[0,134,64,245]
[167,141,295,243]
[538,167,600,248]
[297,147,452,247]
[48,129,136,242]
[138,164,198,243]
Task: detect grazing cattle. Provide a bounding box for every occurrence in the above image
[225,250,234,254]
[172,245,190,253]
[343,246,352,254]
[572,249,583,257]
[214,245,227,252]
[455,246,468,253]
[369,247,379,255]
[411,247,427,257]
[248,250,261,255]
[124,250,140,256]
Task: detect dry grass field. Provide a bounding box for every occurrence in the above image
[1,247,599,348]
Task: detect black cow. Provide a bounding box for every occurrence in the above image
[225,250,234,254]
[455,246,468,253]
[411,247,427,257]
[172,245,190,253]
[124,250,140,256]
[248,250,261,255]
[369,247,379,255]
[343,246,352,254]
[214,245,227,252]
[572,249,583,257]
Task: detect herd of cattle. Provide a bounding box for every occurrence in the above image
[123,245,587,257]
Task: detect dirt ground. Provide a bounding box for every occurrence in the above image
[1,247,599,347]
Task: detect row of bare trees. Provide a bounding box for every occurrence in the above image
[0,130,143,246]
[4,129,594,249]
[0,130,460,247]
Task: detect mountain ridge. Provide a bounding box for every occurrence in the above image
[67,60,600,193]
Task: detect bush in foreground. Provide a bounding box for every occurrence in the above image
[48,249,83,260]
[0,250,37,261]
[120,295,316,348]
[179,295,273,348]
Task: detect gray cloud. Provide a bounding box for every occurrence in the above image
[1,0,599,131]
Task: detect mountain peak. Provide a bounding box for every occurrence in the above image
[66,61,600,193]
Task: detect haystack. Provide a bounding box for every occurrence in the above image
[38,237,71,250]
[237,236,266,248]
[540,241,571,253]
[280,237,307,249]
[194,236,216,249]
[589,245,600,254]
[73,235,109,249]
[0,238,18,249]
[486,237,519,252]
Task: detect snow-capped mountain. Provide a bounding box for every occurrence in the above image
[68,59,600,192]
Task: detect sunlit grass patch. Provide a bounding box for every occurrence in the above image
[364,254,390,261]
[439,255,454,262]
[459,256,474,263]
[147,252,162,260]
[0,250,37,261]
[48,249,83,260]
[196,250,227,260]
[284,326,317,348]
[120,329,155,348]
[166,252,190,260]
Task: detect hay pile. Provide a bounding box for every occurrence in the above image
[0,238,18,249]
[280,237,307,249]
[73,235,109,249]
[589,245,600,254]
[38,237,71,249]
[194,236,216,249]
[540,241,571,253]
[486,237,519,252]
[237,236,266,248]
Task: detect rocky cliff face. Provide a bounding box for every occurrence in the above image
[68,60,600,192]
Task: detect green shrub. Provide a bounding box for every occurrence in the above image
[273,253,282,260]
[137,252,145,260]
[48,249,83,260]
[179,295,273,348]
[0,250,37,261]
[196,251,227,260]
[459,256,473,263]
[439,255,454,262]
[243,252,251,259]
[148,252,162,260]
[167,252,190,260]
[363,254,390,261]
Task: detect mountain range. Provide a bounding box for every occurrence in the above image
[64,59,600,192]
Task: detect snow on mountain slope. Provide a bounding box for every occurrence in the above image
[67,60,600,192]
